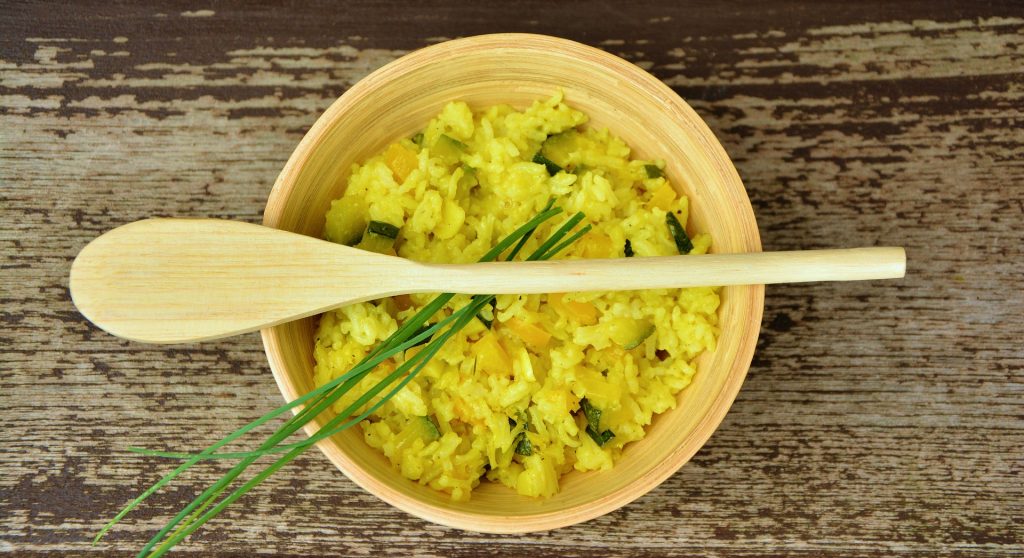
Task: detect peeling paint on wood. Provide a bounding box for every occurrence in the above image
[1,1,1022,557]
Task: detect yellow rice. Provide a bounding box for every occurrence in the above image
[313,92,719,500]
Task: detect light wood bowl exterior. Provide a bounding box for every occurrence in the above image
[261,33,763,533]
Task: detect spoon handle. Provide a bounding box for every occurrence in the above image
[69,218,905,344]
[421,247,906,294]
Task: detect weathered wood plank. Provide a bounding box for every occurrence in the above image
[2,1,1022,556]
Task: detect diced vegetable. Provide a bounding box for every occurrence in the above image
[384,143,419,182]
[393,414,440,452]
[532,152,563,176]
[411,132,424,145]
[589,429,614,446]
[504,318,551,351]
[476,298,497,329]
[540,131,579,169]
[417,416,441,441]
[624,239,634,257]
[579,398,614,447]
[432,134,466,165]
[511,411,533,455]
[647,182,676,211]
[580,397,601,431]
[459,163,478,189]
[549,293,599,325]
[323,195,368,245]
[608,317,655,350]
[572,303,601,325]
[665,211,694,254]
[367,220,399,239]
[471,332,512,375]
[644,164,664,178]
[355,220,400,254]
[577,367,618,406]
[578,231,614,258]
[515,433,533,456]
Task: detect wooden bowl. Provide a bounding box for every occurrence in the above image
[261,33,763,533]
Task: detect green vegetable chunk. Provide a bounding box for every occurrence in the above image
[540,131,579,169]
[511,411,533,455]
[589,429,614,446]
[665,211,694,254]
[432,134,466,165]
[323,196,368,245]
[417,416,441,441]
[644,164,664,179]
[515,433,533,456]
[367,220,399,240]
[580,398,601,431]
[609,318,655,350]
[532,152,563,176]
[459,163,478,189]
[355,220,400,254]
[580,398,615,447]
[411,132,424,145]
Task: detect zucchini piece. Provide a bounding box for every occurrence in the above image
[608,317,655,350]
[476,297,497,329]
[644,164,664,179]
[432,134,466,165]
[515,433,533,456]
[580,398,601,431]
[624,239,634,257]
[367,220,399,239]
[417,416,441,441]
[532,152,562,176]
[589,428,614,446]
[459,163,478,189]
[665,211,694,254]
[511,411,533,456]
[323,196,368,246]
[579,398,614,447]
[393,415,441,452]
[355,220,400,254]
[540,131,579,169]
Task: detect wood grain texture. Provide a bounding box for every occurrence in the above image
[1,1,1021,556]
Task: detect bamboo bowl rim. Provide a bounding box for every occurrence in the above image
[261,33,763,533]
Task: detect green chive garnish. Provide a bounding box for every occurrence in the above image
[101,205,590,557]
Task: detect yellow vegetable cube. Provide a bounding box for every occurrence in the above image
[550,293,599,325]
[504,318,551,351]
[647,181,676,211]
[384,143,419,182]
[577,231,614,259]
[471,332,512,375]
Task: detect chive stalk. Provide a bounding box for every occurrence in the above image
[104,206,588,557]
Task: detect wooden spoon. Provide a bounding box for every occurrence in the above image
[69,219,906,344]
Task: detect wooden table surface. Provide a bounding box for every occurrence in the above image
[2,2,1022,556]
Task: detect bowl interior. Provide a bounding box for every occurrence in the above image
[262,34,763,532]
